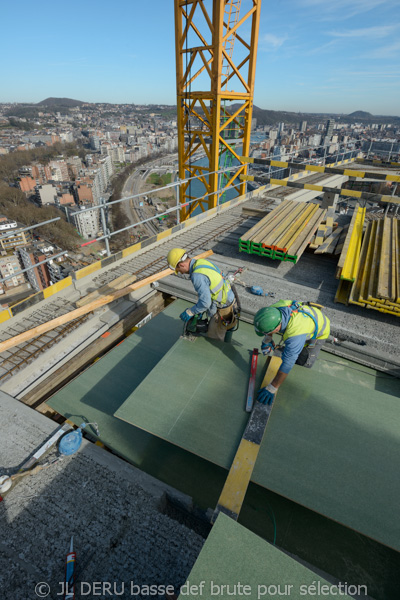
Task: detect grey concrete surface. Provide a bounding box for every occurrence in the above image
[0,391,203,599]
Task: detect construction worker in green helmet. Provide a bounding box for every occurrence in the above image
[254,300,330,405]
[167,248,238,341]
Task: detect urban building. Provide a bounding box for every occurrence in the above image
[70,204,100,239]
[18,245,51,292]
[37,184,57,205]
[0,254,25,292]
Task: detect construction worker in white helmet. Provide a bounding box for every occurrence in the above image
[167,248,238,341]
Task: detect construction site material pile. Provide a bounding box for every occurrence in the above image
[239,199,327,263]
[338,216,400,315]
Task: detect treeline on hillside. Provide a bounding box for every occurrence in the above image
[0,183,80,250]
[0,142,86,181]
[109,153,164,251]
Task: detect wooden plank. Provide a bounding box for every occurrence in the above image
[334,224,349,255]
[367,220,383,301]
[337,209,360,270]
[251,200,295,244]
[240,199,290,242]
[0,250,213,353]
[314,223,327,245]
[377,218,395,300]
[314,226,343,254]
[288,209,326,257]
[274,204,317,251]
[340,206,366,281]
[75,273,138,308]
[261,202,306,247]
[213,356,282,521]
[241,206,270,218]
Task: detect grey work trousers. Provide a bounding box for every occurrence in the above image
[295,338,326,368]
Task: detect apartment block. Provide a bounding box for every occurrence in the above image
[70,204,100,239]
[0,255,25,291]
[18,245,51,292]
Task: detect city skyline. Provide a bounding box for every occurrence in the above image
[0,0,399,116]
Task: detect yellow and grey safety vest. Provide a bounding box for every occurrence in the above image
[272,300,330,342]
[192,259,231,307]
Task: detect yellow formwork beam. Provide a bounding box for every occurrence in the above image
[340,206,366,281]
[274,204,317,251]
[213,355,282,522]
[346,218,400,317]
[377,218,396,300]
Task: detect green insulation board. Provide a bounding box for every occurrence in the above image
[114,305,400,552]
[46,300,263,501]
[47,299,400,552]
[179,513,353,600]
[115,335,265,463]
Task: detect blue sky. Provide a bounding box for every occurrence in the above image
[1,0,399,115]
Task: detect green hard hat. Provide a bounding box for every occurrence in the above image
[254,307,282,336]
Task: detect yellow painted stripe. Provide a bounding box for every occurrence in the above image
[240,156,253,163]
[43,276,73,298]
[217,439,260,515]
[157,229,173,241]
[240,175,254,181]
[305,164,324,173]
[270,160,288,168]
[122,242,142,258]
[304,184,323,192]
[381,194,400,204]
[343,170,365,178]
[386,175,400,182]
[271,178,286,186]
[344,189,362,198]
[0,309,11,324]
[75,261,102,280]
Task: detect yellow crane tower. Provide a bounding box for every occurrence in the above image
[174,0,261,220]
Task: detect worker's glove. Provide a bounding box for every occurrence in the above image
[257,383,278,405]
[261,335,276,355]
[180,309,194,322]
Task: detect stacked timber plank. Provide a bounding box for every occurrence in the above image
[335,217,400,316]
[313,224,349,255]
[239,199,326,263]
[336,206,366,281]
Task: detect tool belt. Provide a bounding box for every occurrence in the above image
[218,298,239,330]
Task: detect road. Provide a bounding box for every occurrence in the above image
[121,153,178,238]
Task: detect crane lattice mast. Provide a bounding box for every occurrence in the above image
[174,0,261,220]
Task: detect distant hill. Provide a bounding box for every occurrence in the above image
[36,97,85,108]
[347,111,373,119]
[246,105,400,127]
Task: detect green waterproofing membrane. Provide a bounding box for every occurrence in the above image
[114,306,400,552]
[178,513,354,600]
[46,300,261,501]
[48,299,400,552]
[116,335,266,462]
